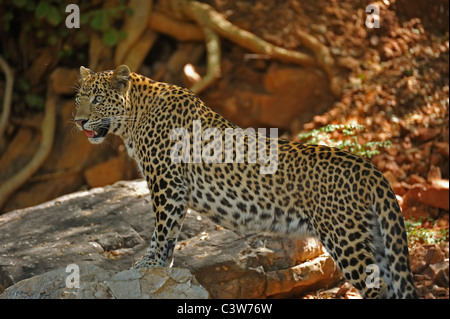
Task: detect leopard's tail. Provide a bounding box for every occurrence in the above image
[372,183,418,299]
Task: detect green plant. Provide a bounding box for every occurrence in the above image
[405,217,449,245]
[298,124,391,158]
[1,0,132,49]
[0,0,134,111]
[81,3,132,47]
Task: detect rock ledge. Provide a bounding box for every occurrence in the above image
[0,264,209,299]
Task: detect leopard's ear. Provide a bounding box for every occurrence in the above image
[110,65,131,91]
[80,66,94,81]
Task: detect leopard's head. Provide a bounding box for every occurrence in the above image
[74,65,131,144]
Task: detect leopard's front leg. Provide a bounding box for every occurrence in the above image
[132,173,188,269]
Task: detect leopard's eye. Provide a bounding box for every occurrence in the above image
[94,95,103,103]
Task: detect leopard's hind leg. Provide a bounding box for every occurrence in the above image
[311,207,390,298]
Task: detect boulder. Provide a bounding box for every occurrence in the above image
[260,64,335,129]
[401,181,450,220]
[202,63,335,132]
[0,264,208,299]
[403,183,449,212]
[175,228,340,298]
[0,180,341,298]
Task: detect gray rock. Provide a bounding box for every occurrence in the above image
[0,264,208,299]
[0,180,341,298]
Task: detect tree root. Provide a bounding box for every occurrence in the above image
[189,26,221,94]
[163,43,204,85]
[144,0,340,95]
[179,0,317,67]
[0,86,56,210]
[149,11,203,42]
[115,0,153,67]
[122,30,159,72]
[295,29,342,97]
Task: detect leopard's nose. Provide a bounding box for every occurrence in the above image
[75,119,87,128]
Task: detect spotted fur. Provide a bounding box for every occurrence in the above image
[74,65,417,299]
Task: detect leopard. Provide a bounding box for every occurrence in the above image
[74,64,417,299]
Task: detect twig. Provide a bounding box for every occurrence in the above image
[0,55,14,152]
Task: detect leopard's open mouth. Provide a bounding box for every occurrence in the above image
[84,119,110,142]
